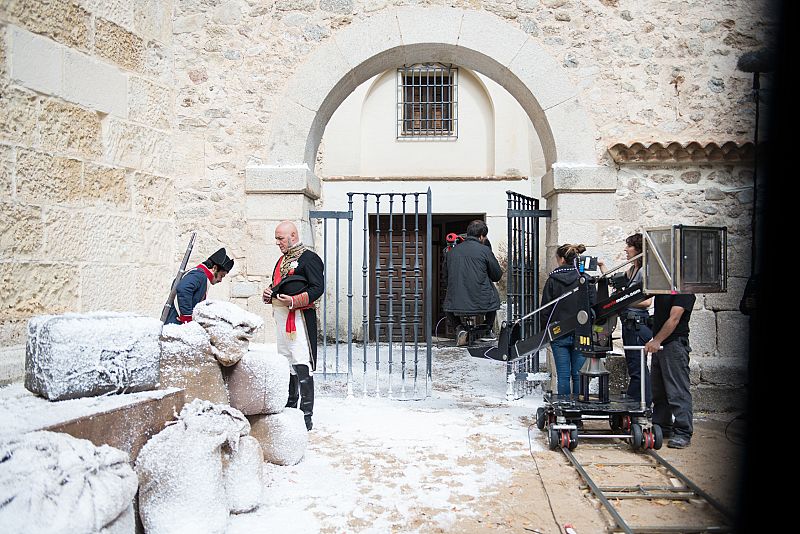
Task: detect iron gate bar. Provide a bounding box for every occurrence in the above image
[347,194,354,394]
[361,194,369,395]
[400,194,408,395]
[374,195,382,395]
[413,193,421,395]
[387,194,395,396]
[310,209,354,380]
[425,188,432,391]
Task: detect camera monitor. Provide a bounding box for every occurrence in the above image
[642,225,727,294]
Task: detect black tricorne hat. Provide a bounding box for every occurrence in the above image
[272,274,309,297]
[208,247,235,272]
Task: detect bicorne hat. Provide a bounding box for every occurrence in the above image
[272,274,309,297]
[208,248,235,272]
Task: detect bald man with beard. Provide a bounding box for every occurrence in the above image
[262,221,324,431]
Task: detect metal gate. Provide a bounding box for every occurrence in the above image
[310,189,433,399]
[505,190,550,399]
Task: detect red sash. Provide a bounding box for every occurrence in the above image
[272,258,311,339]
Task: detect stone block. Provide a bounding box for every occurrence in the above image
[103,118,173,175]
[716,311,749,359]
[63,48,128,117]
[81,0,134,31]
[133,0,173,43]
[142,39,173,85]
[548,192,617,220]
[282,40,354,116]
[0,26,8,87]
[134,172,174,218]
[543,100,599,165]
[38,98,102,158]
[705,275,746,311]
[697,356,748,386]
[25,312,161,401]
[0,202,44,258]
[10,26,63,96]
[83,163,130,207]
[457,9,527,69]
[692,384,747,413]
[80,264,138,312]
[507,39,578,112]
[332,11,403,72]
[94,18,144,72]
[139,218,175,265]
[542,165,617,197]
[266,99,317,165]
[2,0,91,50]
[231,282,259,298]
[129,77,171,130]
[245,193,316,221]
[44,209,142,263]
[0,321,26,348]
[545,220,603,248]
[172,132,205,181]
[0,263,79,322]
[133,264,174,316]
[173,13,207,34]
[0,87,40,145]
[687,308,716,357]
[1,145,14,198]
[397,8,462,48]
[320,0,354,14]
[245,165,321,198]
[15,148,83,205]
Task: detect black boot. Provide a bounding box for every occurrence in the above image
[295,364,314,431]
[286,372,299,409]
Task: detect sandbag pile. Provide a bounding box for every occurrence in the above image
[229,345,308,466]
[135,399,264,533]
[25,312,161,401]
[159,300,264,404]
[0,431,138,534]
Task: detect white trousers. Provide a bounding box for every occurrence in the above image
[273,303,313,373]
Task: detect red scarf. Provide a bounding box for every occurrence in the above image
[272,257,311,339]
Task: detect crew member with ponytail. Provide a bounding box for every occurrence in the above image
[540,243,590,397]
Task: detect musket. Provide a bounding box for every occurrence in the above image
[160,232,197,324]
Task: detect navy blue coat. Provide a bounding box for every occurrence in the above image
[165,265,211,325]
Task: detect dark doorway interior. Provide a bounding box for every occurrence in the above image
[369,213,484,341]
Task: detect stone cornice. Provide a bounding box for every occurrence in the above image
[609,142,755,164]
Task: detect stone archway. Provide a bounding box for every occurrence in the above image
[244,7,616,261]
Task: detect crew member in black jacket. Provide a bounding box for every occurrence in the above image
[262,221,324,431]
[442,220,503,346]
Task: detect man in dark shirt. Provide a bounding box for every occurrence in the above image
[644,293,696,448]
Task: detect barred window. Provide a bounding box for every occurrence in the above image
[397,64,458,138]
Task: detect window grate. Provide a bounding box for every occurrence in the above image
[396,64,458,138]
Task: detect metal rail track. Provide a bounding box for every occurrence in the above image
[560,444,734,533]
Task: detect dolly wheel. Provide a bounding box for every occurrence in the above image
[536,407,546,431]
[652,424,664,450]
[622,415,632,432]
[549,427,560,450]
[630,423,644,451]
[569,429,579,451]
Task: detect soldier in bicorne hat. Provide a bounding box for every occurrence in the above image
[165,247,234,325]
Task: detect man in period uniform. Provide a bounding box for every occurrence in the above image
[262,221,324,431]
[165,247,234,325]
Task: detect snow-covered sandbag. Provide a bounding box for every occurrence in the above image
[226,345,289,415]
[247,409,307,466]
[223,436,264,514]
[25,312,161,401]
[193,300,263,367]
[159,322,228,404]
[0,430,138,534]
[135,399,250,534]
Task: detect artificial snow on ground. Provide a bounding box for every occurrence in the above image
[228,343,547,533]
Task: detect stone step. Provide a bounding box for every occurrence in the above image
[0,383,185,462]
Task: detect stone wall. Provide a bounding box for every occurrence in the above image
[0,0,178,378]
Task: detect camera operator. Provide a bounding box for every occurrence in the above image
[598,233,653,405]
